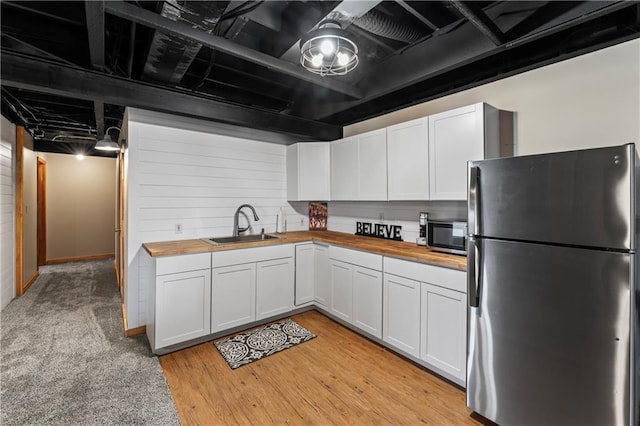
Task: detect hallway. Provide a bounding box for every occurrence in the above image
[0,259,178,425]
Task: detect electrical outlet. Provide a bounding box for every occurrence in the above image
[300,218,304,226]
[175,223,183,234]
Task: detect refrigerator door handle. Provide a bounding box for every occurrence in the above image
[468,165,481,236]
[467,236,481,307]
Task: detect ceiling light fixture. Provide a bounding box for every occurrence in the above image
[300,20,358,76]
[95,126,121,151]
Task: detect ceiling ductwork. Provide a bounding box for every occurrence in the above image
[142,0,228,84]
[1,0,638,155]
[352,9,427,44]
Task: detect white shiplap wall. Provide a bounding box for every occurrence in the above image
[327,201,466,243]
[1,116,16,310]
[125,109,306,328]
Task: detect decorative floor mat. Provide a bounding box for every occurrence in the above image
[214,318,316,369]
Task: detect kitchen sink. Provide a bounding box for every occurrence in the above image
[205,234,280,245]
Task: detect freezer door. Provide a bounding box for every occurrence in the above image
[468,143,635,250]
[467,239,632,425]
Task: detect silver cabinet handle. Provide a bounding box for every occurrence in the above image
[467,236,481,307]
[468,165,480,236]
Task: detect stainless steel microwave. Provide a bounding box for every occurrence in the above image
[427,220,467,255]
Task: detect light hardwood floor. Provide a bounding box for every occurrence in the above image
[159,310,490,425]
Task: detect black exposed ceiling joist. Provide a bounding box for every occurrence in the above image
[2,1,85,28]
[84,0,106,138]
[449,1,505,45]
[103,0,363,100]
[302,0,634,121]
[85,1,105,70]
[1,51,342,141]
[395,0,439,31]
[1,33,76,66]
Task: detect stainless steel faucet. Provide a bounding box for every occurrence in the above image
[233,204,260,236]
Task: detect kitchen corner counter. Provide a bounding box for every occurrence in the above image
[143,230,467,271]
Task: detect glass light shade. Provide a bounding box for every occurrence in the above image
[311,54,324,67]
[337,52,349,66]
[320,39,335,55]
[300,20,358,76]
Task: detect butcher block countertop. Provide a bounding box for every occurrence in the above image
[143,230,467,271]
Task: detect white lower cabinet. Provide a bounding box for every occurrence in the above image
[148,252,212,352]
[256,258,294,320]
[314,244,331,308]
[211,244,294,333]
[420,283,467,382]
[352,266,383,338]
[295,243,315,305]
[330,259,353,321]
[384,256,467,386]
[328,246,383,338]
[211,263,256,333]
[383,273,421,357]
[148,239,467,380]
[155,268,212,348]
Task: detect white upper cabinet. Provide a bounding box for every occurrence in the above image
[357,129,387,201]
[331,136,358,200]
[428,102,501,200]
[387,117,429,200]
[287,142,330,201]
[330,129,387,201]
[287,103,509,202]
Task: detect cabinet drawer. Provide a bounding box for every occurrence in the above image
[156,252,211,276]
[329,245,382,271]
[212,244,294,267]
[383,256,466,293]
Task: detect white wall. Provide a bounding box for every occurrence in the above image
[345,39,640,155]
[125,108,307,328]
[22,138,37,283]
[1,116,16,310]
[327,201,465,243]
[39,153,116,261]
[334,40,640,237]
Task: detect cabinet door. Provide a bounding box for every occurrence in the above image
[314,244,331,308]
[155,269,211,349]
[387,117,429,200]
[295,244,315,305]
[256,258,294,320]
[299,142,331,201]
[330,259,353,321]
[357,129,387,200]
[383,273,421,357]
[428,103,484,200]
[211,263,256,333]
[420,283,467,382]
[331,137,358,200]
[353,266,382,338]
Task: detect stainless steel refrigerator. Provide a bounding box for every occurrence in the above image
[466,143,638,425]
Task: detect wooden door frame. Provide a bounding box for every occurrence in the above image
[37,157,46,266]
[15,127,24,296]
[116,150,125,295]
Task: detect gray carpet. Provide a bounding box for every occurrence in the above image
[0,259,180,425]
